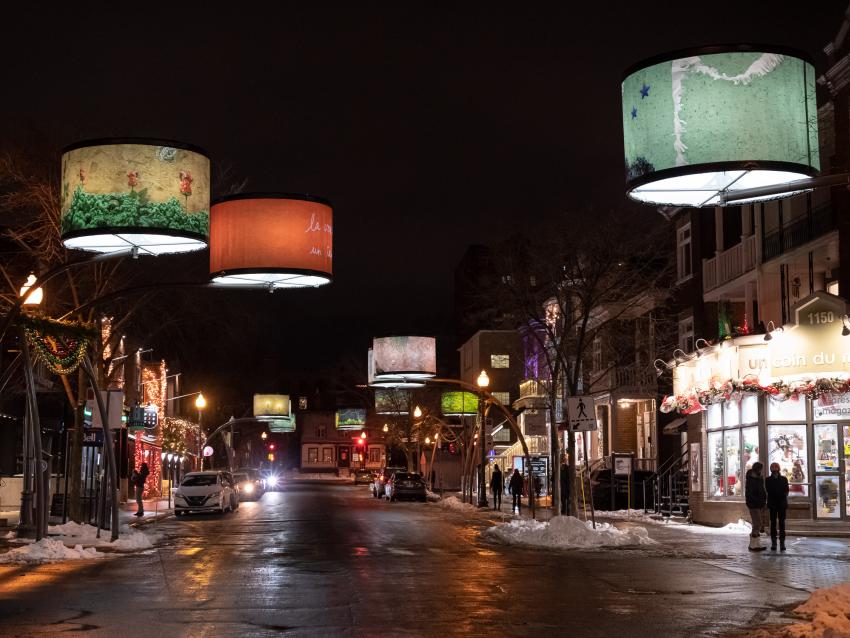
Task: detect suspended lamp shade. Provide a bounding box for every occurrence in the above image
[268,416,296,433]
[367,348,424,388]
[622,46,819,207]
[210,194,333,289]
[372,336,436,380]
[253,394,290,418]
[375,388,411,415]
[441,391,479,416]
[61,139,210,254]
[336,408,367,430]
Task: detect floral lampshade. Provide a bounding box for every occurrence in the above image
[61,139,210,254]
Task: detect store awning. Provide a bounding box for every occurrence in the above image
[662,417,687,434]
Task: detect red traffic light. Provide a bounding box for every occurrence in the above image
[268,443,276,451]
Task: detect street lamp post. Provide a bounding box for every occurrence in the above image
[476,370,489,508]
[195,393,206,470]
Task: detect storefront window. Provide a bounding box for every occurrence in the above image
[706,403,721,430]
[814,424,839,472]
[767,397,806,422]
[708,431,724,497]
[742,426,759,472]
[767,424,808,497]
[724,430,742,496]
[813,393,850,421]
[706,399,759,499]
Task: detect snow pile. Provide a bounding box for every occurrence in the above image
[425,490,441,502]
[484,515,657,549]
[749,584,850,638]
[47,522,156,551]
[0,538,101,564]
[434,496,478,514]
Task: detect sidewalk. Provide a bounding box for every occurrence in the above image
[0,498,171,534]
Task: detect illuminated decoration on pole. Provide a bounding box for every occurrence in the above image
[22,316,97,375]
[61,139,210,254]
[622,46,819,207]
[209,194,333,289]
[368,348,424,388]
[375,388,411,414]
[336,408,367,430]
[371,336,436,387]
[268,416,296,433]
[203,445,214,457]
[441,391,479,416]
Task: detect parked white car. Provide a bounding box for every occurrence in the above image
[174,471,239,516]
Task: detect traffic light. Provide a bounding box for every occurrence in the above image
[268,452,275,462]
[268,443,276,451]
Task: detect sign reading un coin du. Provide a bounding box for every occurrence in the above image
[673,293,850,396]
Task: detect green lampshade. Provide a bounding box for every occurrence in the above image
[441,391,478,416]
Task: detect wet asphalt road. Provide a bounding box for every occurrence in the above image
[0,483,848,637]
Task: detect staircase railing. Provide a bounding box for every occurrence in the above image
[643,443,689,517]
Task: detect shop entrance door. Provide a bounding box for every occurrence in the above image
[813,424,846,520]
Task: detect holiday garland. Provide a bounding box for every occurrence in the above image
[22,316,98,375]
[661,375,850,414]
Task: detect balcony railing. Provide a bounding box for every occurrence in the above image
[762,203,836,262]
[612,366,657,392]
[703,234,756,292]
[518,379,550,399]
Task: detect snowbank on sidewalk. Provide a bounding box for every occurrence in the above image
[433,496,478,513]
[749,584,850,637]
[0,538,101,564]
[484,515,657,549]
[47,522,156,551]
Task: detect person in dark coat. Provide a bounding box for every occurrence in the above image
[133,462,150,517]
[490,465,503,510]
[509,469,524,514]
[560,458,570,516]
[765,462,789,551]
[745,461,767,551]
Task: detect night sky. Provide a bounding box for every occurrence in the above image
[1,3,846,405]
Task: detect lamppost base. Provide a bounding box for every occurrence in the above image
[16,490,35,538]
[477,499,489,508]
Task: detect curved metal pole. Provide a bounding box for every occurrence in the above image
[80,355,120,541]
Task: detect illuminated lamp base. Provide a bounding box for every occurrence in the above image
[63,232,206,256]
[336,425,366,431]
[628,169,812,207]
[370,377,426,389]
[212,271,331,289]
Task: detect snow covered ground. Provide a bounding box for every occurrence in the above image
[599,510,753,535]
[748,584,850,638]
[484,515,658,550]
[0,522,157,564]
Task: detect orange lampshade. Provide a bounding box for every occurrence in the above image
[209,194,333,288]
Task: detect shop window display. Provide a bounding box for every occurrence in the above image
[768,424,808,497]
[814,424,838,472]
[742,426,759,473]
[816,476,841,518]
[706,399,759,499]
[724,430,742,496]
[708,431,724,497]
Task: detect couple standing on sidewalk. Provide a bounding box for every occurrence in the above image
[489,466,526,514]
[745,461,789,552]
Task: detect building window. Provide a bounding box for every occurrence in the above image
[767,423,809,497]
[316,426,327,438]
[677,223,692,281]
[308,447,318,463]
[491,391,510,405]
[707,397,759,498]
[299,396,308,410]
[491,354,510,368]
[369,447,380,463]
[529,275,537,287]
[322,448,334,463]
[678,316,694,353]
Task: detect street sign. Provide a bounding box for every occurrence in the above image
[522,409,547,437]
[566,396,597,432]
[613,455,632,477]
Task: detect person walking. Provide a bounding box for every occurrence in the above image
[765,462,789,551]
[745,461,767,551]
[490,465,503,510]
[133,462,149,517]
[509,468,524,515]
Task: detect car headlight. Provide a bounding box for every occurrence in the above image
[267,475,279,487]
[243,483,254,494]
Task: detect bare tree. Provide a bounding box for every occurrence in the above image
[492,208,676,515]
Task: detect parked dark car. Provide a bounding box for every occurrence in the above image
[373,466,406,498]
[234,469,265,501]
[386,472,427,502]
[353,469,375,485]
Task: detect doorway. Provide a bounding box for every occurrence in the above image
[813,423,848,520]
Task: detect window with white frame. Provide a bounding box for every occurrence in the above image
[491,391,510,405]
[677,223,692,280]
[491,354,510,368]
[678,316,694,353]
[307,447,318,463]
[369,447,380,463]
[316,426,327,439]
[706,397,759,498]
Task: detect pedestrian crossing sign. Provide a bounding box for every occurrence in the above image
[566,396,597,432]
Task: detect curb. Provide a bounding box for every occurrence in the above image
[126,511,173,528]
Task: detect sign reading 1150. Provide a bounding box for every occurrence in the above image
[808,311,835,325]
